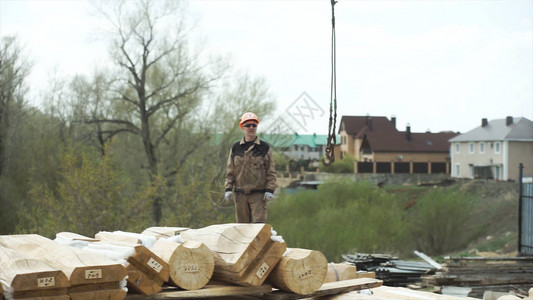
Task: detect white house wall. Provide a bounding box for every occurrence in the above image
[451,140,533,181]
[451,141,504,179]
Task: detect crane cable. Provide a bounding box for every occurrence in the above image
[323,0,338,167]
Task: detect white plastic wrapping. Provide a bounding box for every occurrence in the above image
[270,228,285,243]
[54,233,90,248]
[119,275,128,292]
[165,234,185,244]
[84,243,135,266]
[112,231,157,249]
[1,278,13,300]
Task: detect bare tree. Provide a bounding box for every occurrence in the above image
[89,0,226,224]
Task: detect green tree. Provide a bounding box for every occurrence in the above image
[18,145,156,237]
[0,36,31,233]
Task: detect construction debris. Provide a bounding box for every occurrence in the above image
[423,256,533,298]
[342,253,436,287]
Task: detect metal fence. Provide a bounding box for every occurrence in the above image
[519,163,533,256]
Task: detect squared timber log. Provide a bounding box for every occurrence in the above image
[57,231,169,296]
[179,223,287,287]
[0,245,70,300]
[0,234,127,300]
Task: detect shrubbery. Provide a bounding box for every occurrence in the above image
[269,180,492,261]
[320,155,354,173]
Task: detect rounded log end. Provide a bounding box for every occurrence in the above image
[168,242,215,290]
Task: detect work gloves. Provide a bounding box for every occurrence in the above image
[264,192,274,202]
[224,191,233,202]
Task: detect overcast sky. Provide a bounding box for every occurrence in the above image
[1,0,532,135]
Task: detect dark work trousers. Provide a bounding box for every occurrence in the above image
[234,192,266,223]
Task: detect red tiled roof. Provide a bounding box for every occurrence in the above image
[362,131,459,153]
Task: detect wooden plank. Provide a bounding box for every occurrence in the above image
[267,248,328,295]
[69,289,127,300]
[263,278,383,300]
[150,239,214,290]
[370,285,481,300]
[324,263,358,283]
[124,284,273,299]
[0,234,127,300]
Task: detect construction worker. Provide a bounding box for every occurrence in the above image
[224,112,276,223]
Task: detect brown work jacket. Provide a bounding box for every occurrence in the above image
[225,137,276,194]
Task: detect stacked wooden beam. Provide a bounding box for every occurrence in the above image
[179,223,287,287]
[55,231,169,296]
[92,231,169,295]
[0,224,386,299]
[0,245,70,300]
[423,256,533,298]
[0,234,127,300]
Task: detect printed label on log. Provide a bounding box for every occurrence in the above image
[298,269,312,280]
[256,262,269,279]
[37,277,55,287]
[147,257,163,273]
[85,269,102,279]
[184,264,199,273]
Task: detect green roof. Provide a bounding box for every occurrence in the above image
[261,133,333,148]
[211,133,337,148]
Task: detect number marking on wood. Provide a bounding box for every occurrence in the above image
[147,257,163,273]
[256,262,269,279]
[184,263,199,273]
[37,277,55,287]
[85,269,102,279]
[298,269,312,280]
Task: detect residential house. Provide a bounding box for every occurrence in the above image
[338,115,458,174]
[449,117,533,181]
[337,115,397,161]
[262,133,330,160]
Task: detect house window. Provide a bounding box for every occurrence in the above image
[479,142,485,154]
[494,142,501,154]
[494,166,500,180]
[455,143,460,153]
[469,143,474,154]
[469,165,474,178]
[455,164,460,177]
